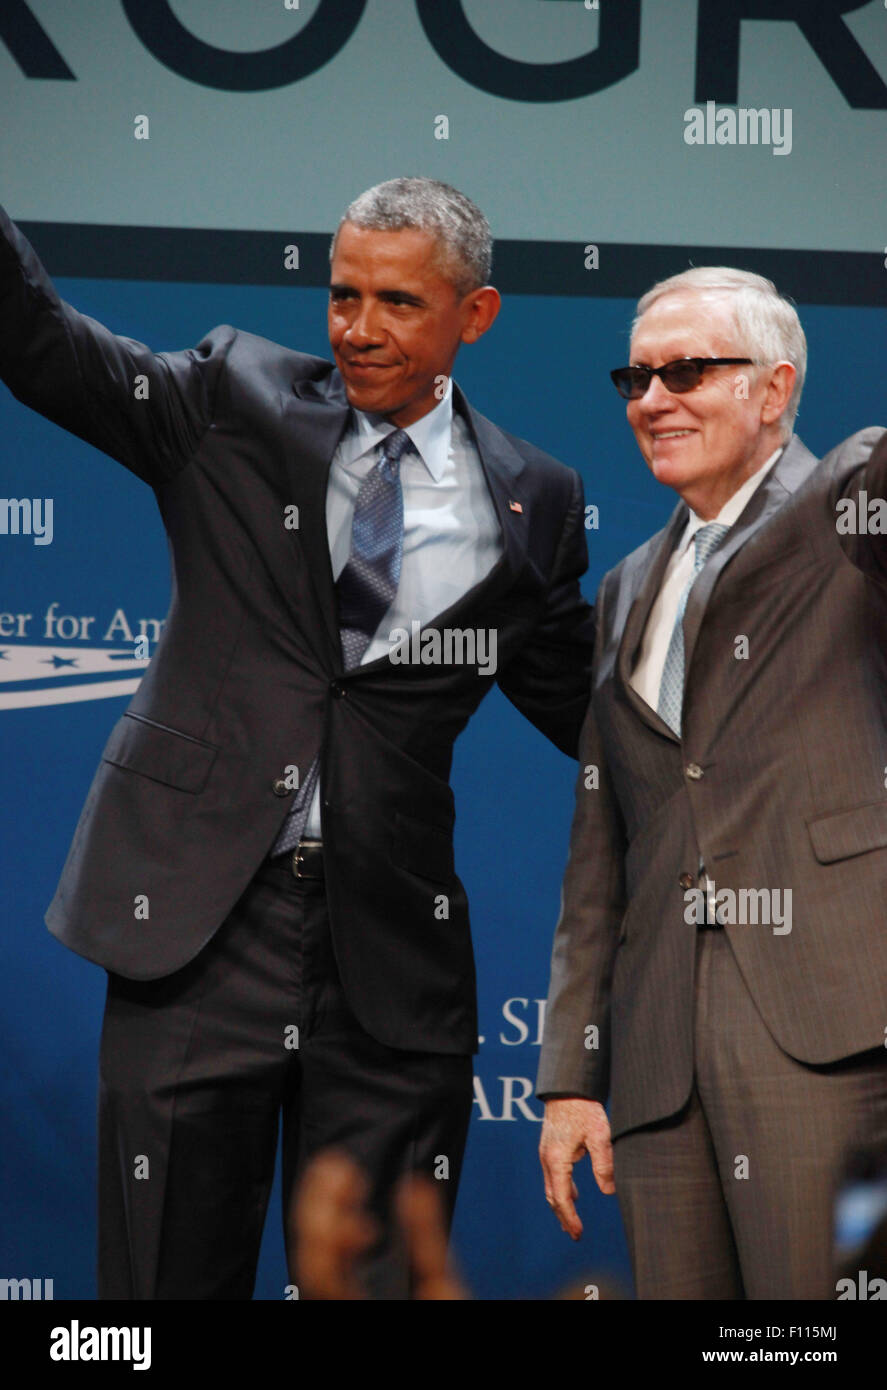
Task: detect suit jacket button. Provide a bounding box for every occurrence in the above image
[272,778,289,796]
[685,763,704,780]
[330,682,346,698]
[679,872,695,889]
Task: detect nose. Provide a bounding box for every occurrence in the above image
[345,300,384,348]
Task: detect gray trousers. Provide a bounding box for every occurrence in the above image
[614,928,887,1299]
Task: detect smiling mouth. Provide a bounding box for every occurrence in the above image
[652,429,695,439]
[345,360,393,372]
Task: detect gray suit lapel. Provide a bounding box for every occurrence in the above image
[616,506,688,738]
[614,435,819,739]
[682,435,819,681]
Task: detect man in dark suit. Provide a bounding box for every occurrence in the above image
[0,177,594,1298]
[536,265,887,1299]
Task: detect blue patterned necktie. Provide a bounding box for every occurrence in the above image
[657,522,729,736]
[337,427,410,671]
[271,428,410,857]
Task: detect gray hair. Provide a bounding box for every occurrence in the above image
[330,177,492,296]
[633,266,807,436]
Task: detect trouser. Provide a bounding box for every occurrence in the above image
[97,854,473,1299]
[614,927,887,1299]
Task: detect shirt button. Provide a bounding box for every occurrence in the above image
[272,778,289,796]
[679,872,695,889]
[330,682,346,699]
[685,763,704,780]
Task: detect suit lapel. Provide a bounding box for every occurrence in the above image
[616,505,688,738]
[456,387,529,600]
[614,435,820,739]
[277,373,350,663]
[681,435,818,680]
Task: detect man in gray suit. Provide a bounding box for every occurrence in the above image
[536,265,887,1299]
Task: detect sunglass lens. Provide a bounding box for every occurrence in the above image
[612,367,648,399]
[661,360,703,393]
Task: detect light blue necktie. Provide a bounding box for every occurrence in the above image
[271,428,410,857]
[657,522,729,736]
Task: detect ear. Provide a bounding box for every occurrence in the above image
[460,286,501,345]
[760,361,796,425]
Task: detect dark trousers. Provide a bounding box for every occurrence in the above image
[614,928,887,1299]
[97,855,473,1300]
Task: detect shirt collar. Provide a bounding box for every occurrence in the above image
[679,446,784,553]
[338,376,454,482]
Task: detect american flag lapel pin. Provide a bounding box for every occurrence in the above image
[508,500,523,514]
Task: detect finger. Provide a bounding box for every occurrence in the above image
[542,1154,583,1240]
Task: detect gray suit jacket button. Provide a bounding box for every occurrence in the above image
[679,872,695,889]
[685,763,704,780]
[272,778,289,796]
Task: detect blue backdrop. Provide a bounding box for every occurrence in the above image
[2,264,884,1297]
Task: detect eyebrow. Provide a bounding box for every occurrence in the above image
[329,283,427,307]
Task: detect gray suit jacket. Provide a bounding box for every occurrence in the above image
[537,427,887,1139]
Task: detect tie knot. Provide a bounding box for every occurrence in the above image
[692,522,729,571]
[379,428,412,475]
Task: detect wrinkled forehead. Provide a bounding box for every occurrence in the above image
[630,291,741,362]
[332,221,437,273]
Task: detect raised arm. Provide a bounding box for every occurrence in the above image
[0,205,233,486]
[831,425,887,582]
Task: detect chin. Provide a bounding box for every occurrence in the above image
[649,462,690,494]
[345,382,383,408]
[649,446,697,484]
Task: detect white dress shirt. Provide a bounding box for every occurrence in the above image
[303,377,502,837]
[630,447,783,710]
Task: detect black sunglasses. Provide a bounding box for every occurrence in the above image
[610,357,754,400]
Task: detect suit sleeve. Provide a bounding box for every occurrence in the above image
[496,468,595,757]
[832,426,887,582]
[535,574,626,1102]
[0,205,233,485]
